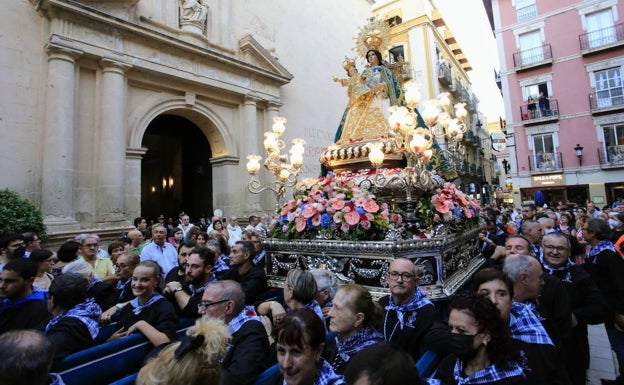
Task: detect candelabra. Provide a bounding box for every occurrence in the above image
[246,117,306,213]
[365,81,468,223]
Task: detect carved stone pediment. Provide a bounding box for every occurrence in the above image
[239,34,293,81]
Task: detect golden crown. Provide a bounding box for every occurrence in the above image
[354,17,391,59]
[342,56,356,72]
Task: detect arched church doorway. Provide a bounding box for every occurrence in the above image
[141,114,213,223]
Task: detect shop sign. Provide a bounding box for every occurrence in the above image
[491,131,507,152]
[531,174,565,187]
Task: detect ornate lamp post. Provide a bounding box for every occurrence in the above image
[574,143,584,166]
[246,117,306,213]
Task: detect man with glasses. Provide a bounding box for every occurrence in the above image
[21,232,41,258]
[79,235,115,283]
[541,232,606,385]
[197,280,270,385]
[227,216,243,246]
[377,257,437,361]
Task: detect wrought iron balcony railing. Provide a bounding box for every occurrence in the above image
[528,152,562,173]
[599,145,624,168]
[513,43,553,70]
[589,91,624,112]
[580,23,624,52]
[519,98,559,122]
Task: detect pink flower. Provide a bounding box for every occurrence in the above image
[364,212,374,221]
[331,199,346,211]
[392,213,403,224]
[354,197,366,207]
[341,222,350,233]
[295,217,307,232]
[361,220,371,229]
[333,212,343,223]
[311,213,321,226]
[344,211,360,225]
[303,204,317,218]
[282,225,289,232]
[362,199,379,213]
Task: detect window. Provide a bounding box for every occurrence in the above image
[586,9,615,48]
[519,30,543,65]
[595,67,623,108]
[603,123,624,164]
[516,0,537,22]
[532,134,557,171]
[389,46,405,64]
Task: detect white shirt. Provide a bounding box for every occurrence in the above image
[140,241,178,275]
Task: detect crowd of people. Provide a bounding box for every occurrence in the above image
[1,199,624,385]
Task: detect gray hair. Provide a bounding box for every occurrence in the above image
[541,232,570,250]
[309,268,338,299]
[62,259,94,279]
[502,254,535,283]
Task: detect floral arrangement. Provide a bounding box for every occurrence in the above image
[270,173,400,241]
[269,172,480,241]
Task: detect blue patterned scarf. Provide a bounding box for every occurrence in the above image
[228,306,263,335]
[334,328,383,368]
[46,298,102,339]
[509,301,553,345]
[130,293,164,315]
[588,239,617,260]
[539,255,575,275]
[384,288,432,329]
[453,359,524,385]
[188,274,217,295]
[314,359,345,385]
[305,300,326,326]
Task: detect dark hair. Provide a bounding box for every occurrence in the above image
[56,241,81,263]
[138,260,162,281]
[22,232,38,244]
[522,203,537,211]
[178,241,196,253]
[235,241,256,262]
[450,291,520,369]
[0,233,24,249]
[3,258,38,280]
[107,241,126,256]
[586,218,612,240]
[505,234,532,251]
[133,217,146,228]
[0,330,54,385]
[211,233,230,255]
[28,249,53,264]
[473,268,514,299]
[274,308,325,351]
[365,49,384,67]
[48,273,88,310]
[343,342,420,385]
[191,246,217,268]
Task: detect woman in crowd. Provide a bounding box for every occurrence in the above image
[52,240,80,277]
[433,291,524,385]
[196,231,209,247]
[267,309,344,385]
[211,219,230,242]
[107,241,126,265]
[206,238,230,278]
[107,260,178,348]
[258,269,324,326]
[99,253,140,321]
[168,228,184,250]
[324,284,383,374]
[186,226,202,244]
[62,259,118,313]
[29,248,56,290]
[343,342,422,385]
[559,211,577,238]
[136,317,231,385]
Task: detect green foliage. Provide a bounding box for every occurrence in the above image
[0,189,47,239]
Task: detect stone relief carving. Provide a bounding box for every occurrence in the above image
[180,0,208,24]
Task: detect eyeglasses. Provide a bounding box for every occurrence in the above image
[543,245,568,253]
[115,264,128,270]
[387,271,416,281]
[197,299,230,311]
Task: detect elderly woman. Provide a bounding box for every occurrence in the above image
[324,284,383,374]
[62,259,118,311]
[52,240,80,277]
[107,260,178,348]
[267,309,344,385]
[433,291,524,385]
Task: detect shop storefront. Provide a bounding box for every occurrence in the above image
[520,173,588,207]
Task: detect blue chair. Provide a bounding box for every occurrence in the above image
[415,350,440,378]
[108,373,137,385]
[253,364,279,385]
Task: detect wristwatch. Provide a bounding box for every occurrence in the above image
[115,303,124,310]
[173,287,184,293]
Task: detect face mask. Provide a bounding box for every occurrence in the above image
[544,228,556,235]
[448,333,475,357]
[609,219,621,229]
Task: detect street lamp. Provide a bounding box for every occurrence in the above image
[502,159,510,174]
[574,144,584,166]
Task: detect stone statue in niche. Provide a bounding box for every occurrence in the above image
[180,0,208,24]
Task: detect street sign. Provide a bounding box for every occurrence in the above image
[490,131,507,152]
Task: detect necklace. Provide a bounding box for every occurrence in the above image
[383,311,400,341]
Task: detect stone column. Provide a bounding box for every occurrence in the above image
[96,58,133,227]
[41,43,83,232]
[243,95,263,214]
[267,101,281,125]
[125,147,147,223]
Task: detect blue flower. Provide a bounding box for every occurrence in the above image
[320,213,332,227]
[306,218,313,229]
[279,215,287,226]
[355,207,365,215]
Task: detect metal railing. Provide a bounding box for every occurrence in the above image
[580,23,624,51]
[519,98,559,121]
[599,145,624,167]
[528,152,562,172]
[589,91,624,111]
[513,43,552,69]
[437,62,452,87]
[517,4,537,22]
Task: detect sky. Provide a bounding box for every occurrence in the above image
[434,0,506,122]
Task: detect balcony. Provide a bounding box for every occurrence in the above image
[519,98,559,125]
[437,62,453,88]
[599,145,624,169]
[462,130,479,147]
[517,4,537,22]
[589,91,624,114]
[528,152,562,173]
[580,23,624,54]
[513,43,553,71]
